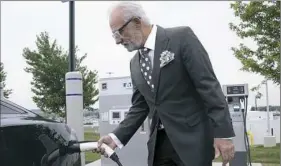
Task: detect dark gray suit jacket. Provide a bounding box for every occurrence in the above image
[112,25,235,166]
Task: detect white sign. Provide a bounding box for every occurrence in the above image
[123,82,132,89]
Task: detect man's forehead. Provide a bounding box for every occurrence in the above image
[109,8,125,31]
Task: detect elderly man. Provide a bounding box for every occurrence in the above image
[97,2,235,166]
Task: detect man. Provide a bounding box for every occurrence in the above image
[96,2,235,166]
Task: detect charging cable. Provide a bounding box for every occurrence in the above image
[240,96,252,166]
[42,141,123,166]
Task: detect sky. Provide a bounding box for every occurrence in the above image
[1,1,280,110]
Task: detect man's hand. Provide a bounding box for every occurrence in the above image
[214,138,235,166]
[93,135,117,157]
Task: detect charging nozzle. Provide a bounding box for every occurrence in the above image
[45,141,123,166]
[72,142,123,166]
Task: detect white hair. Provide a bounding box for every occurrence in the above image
[108,2,151,25]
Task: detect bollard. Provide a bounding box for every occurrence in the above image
[65,71,85,166]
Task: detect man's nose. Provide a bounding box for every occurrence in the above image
[115,37,122,45]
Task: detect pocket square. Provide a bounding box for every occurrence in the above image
[160,50,175,68]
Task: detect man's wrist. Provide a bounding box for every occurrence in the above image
[214,137,234,142]
[220,137,234,139]
[108,133,124,149]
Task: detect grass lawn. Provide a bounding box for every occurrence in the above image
[84,132,101,164]
[84,132,280,165]
[213,143,280,165]
[251,144,280,164]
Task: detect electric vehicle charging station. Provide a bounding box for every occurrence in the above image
[222,84,250,166]
[98,76,149,166]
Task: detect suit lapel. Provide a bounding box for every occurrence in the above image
[152,25,170,94]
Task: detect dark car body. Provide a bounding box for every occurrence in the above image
[0,98,81,166]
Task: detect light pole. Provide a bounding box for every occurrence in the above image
[61,1,85,165]
[69,0,75,72]
[262,79,276,147]
[61,0,75,122]
[262,80,270,135]
[61,0,75,71]
[279,0,281,158]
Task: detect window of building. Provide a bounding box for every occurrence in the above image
[101,83,107,90]
[112,112,120,119]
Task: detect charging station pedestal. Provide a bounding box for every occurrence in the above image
[222,84,249,166]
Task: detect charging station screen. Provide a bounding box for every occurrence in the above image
[227,86,244,95]
[112,112,120,119]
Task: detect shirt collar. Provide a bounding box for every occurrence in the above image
[143,24,157,51]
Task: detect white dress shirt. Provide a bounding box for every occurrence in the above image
[108,25,158,149]
[140,24,157,67]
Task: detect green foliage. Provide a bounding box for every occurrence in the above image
[0,62,12,98]
[250,81,264,97]
[229,1,280,84]
[23,32,99,118]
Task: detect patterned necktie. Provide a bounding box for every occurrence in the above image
[139,48,154,90]
[140,48,163,129]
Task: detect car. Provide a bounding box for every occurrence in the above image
[0,97,81,166]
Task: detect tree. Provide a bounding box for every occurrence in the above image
[23,32,99,118]
[251,80,266,111]
[229,1,280,84]
[0,62,12,98]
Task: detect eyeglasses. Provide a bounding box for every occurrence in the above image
[112,17,140,40]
